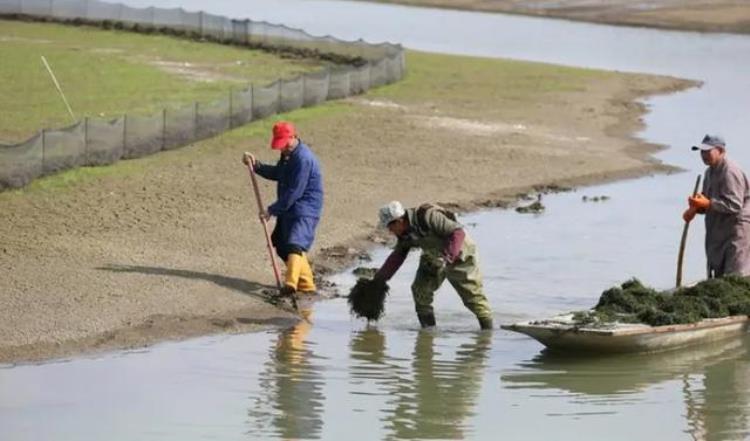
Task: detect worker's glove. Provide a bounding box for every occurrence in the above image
[688,193,711,212]
[682,207,697,223]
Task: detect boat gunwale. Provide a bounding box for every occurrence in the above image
[501,315,750,337]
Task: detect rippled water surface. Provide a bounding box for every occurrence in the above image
[3,295,750,440]
[3,1,750,439]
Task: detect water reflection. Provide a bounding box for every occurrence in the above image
[503,335,750,440]
[249,308,325,440]
[348,329,491,440]
[689,349,750,441]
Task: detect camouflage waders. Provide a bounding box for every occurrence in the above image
[411,239,493,326]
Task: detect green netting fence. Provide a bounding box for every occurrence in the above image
[0,0,406,190]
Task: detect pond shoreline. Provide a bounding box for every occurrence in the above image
[347,0,750,35]
[0,47,697,365]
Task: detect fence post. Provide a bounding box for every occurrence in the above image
[84,116,89,164]
[326,67,331,100]
[123,114,127,156]
[193,102,199,140]
[277,80,282,113]
[249,83,254,122]
[41,129,46,174]
[162,108,167,150]
[302,74,307,107]
[228,88,233,129]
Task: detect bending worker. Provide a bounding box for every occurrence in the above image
[243,121,323,295]
[683,134,750,277]
[374,201,494,330]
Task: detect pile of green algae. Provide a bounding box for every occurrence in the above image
[573,275,750,327]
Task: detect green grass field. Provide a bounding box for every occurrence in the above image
[369,50,602,120]
[0,19,327,143]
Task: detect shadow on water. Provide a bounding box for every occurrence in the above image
[502,334,750,441]
[97,264,277,303]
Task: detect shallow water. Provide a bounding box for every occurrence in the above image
[3,292,750,440]
[3,1,750,440]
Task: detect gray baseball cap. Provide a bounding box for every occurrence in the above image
[691,134,726,151]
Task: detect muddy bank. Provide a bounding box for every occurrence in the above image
[0,50,696,364]
[352,0,750,34]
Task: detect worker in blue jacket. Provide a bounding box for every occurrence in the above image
[243,121,324,295]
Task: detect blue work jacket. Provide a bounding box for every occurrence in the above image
[255,141,323,219]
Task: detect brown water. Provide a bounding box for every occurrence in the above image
[4,1,750,439]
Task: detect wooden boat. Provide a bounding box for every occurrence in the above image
[501,313,750,353]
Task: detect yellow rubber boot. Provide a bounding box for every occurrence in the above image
[297,254,316,293]
[284,253,304,292]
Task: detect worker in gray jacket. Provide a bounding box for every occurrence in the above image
[374,201,494,330]
[683,135,750,277]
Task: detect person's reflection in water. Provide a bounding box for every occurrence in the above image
[249,307,324,440]
[389,331,491,440]
[350,327,388,365]
[502,335,750,441]
[683,338,750,441]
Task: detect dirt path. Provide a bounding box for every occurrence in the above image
[0,51,696,364]
[355,0,750,34]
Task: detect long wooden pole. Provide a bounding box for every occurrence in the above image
[245,163,300,312]
[676,175,702,288]
[246,164,282,288]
